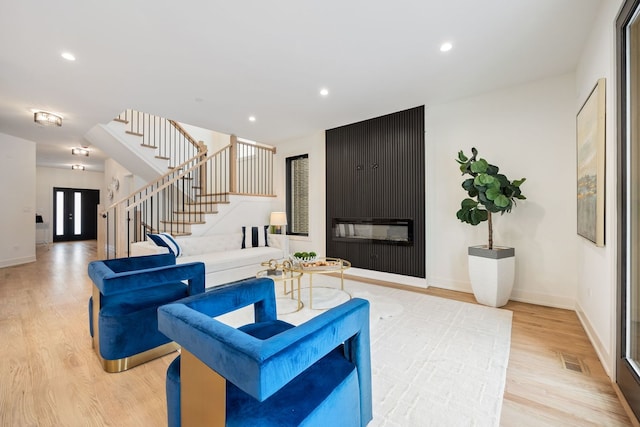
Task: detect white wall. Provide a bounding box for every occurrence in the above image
[0,132,36,267]
[179,122,231,154]
[36,166,104,243]
[274,77,579,295]
[426,74,579,309]
[574,0,622,378]
[273,131,326,257]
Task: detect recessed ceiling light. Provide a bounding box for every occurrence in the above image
[249,116,256,122]
[61,52,76,61]
[320,88,329,97]
[71,164,85,171]
[440,42,453,52]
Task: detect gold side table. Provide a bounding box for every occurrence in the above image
[257,259,303,313]
[289,257,351,309]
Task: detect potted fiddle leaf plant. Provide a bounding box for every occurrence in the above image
[455,147,526,307]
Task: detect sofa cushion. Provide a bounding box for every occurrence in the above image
[147,233,182,257]
[242,226,269,248]
[177,233,243,256]
[178,246,282,272]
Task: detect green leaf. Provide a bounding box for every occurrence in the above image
[495,174,509,187]
[486,187,501,200]
[457,151,468,163]
[486,164,499,175]
[512,178,526,187]
[470,158,488,173]
[461,178,475,192]
[484,200,500,212]
[474,173,494,186]
[470,208,488,225]
[494,194,510,208]
[461,198,478,209]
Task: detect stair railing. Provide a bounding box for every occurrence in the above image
[98,137,276,259]
[114,109,200,169]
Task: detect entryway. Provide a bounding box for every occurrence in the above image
[52,187,100,242]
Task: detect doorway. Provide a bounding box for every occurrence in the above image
[617,0,640,417]
[52,187,100,242]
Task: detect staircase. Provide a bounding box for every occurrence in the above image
[93,109,276,259]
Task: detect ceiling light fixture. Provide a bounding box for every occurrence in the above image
[320,88,329,97]
[72,147,89,156]
[34,111,62,127]
[249,116,256,122]
[440,42,453,52]
[71,165,85,171]
[61,52,76,61]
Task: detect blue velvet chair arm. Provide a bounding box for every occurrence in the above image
[158,292,372,424]
[103,253,176,272]
[88,259,205,296]
[174,277,278,322]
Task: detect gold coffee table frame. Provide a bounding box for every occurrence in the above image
[288,257,351,309]
[256,259,303,312]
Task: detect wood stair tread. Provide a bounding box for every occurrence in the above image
[186,201,228,205]
[159,220,205,225]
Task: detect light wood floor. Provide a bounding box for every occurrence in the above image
[0,241,634,426]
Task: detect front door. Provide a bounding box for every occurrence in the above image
[52,187,100,242]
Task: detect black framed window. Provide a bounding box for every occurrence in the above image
[286,154,309,236]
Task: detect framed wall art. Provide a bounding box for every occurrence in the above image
[576,78,606,247]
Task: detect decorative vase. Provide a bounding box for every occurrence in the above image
[467,246,515,307]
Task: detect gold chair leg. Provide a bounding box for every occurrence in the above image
[181,349,226,427]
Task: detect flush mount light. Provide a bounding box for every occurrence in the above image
[34,111,62,127]
[61,52,76,61]
[320,88,329,97]
[71,165,85,171]
[249,116,256,122]
[72,147,89,156]
[440,42,453,52]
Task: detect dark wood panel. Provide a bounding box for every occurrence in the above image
[326,106,425,277]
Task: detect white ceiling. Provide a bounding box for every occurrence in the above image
[0,0,602,172]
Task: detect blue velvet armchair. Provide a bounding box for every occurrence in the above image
[158,277,372,427]
[88,253,205,373]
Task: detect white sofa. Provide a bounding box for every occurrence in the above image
[131,232,288,288]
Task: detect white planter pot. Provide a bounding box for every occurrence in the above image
[467,246,515,307]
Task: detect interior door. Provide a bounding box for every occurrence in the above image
[53,187,100,242]
[617,0,640,417]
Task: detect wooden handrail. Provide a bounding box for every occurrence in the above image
[168,119,201,151]
[102,144,229,214]
[123,152,213,212]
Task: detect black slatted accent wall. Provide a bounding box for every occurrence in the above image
[326,106,425,278]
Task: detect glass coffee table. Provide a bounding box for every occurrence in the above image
[288,257,351,309]
[256,259,303,313]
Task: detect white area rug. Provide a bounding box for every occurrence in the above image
[219,277,513,427]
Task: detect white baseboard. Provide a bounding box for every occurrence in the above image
[426,276,473,293]
[346,267,428,288]
[0,255,36,268]
[576,302,613,378]
[509,289,575,310]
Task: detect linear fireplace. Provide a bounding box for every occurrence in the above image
[325,105,425,278]
[332,218,413,246]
